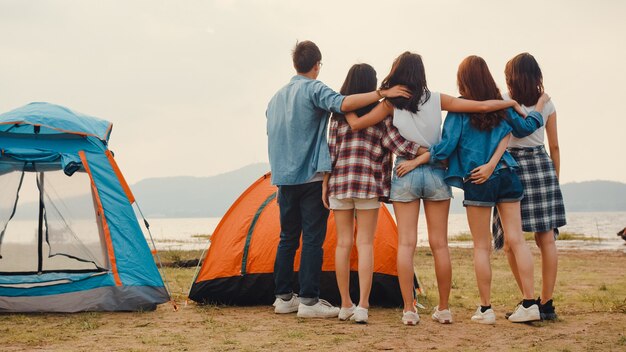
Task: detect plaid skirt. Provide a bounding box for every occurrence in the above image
[492,145,567,249]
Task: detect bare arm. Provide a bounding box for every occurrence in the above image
[440,93,525,116]
[345,101,393,131]
[469,133,511,184]
[396,152,431,177]
[341,86,410,112]
[545,112,560,179]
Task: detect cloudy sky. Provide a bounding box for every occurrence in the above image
[1,0,624,184]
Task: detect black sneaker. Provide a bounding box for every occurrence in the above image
[539,298,558,321]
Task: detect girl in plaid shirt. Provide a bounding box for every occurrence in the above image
[322,63,422,323]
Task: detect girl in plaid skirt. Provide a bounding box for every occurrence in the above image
[492,53,566,320]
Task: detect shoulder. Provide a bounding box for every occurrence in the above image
[545,98,556,115]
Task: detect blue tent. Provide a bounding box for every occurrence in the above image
[0,102,169,312]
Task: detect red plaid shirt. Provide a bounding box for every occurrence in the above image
[328,115,420,202]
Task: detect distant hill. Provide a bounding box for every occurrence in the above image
[11,164,626,219]
[131,163,270,218]
[131,165,626,217]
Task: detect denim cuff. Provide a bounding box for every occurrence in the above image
[299,297,319,306]
[276,292,293,301]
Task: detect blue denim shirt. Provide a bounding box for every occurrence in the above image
[266,75,345,185]
[429,108,543,189]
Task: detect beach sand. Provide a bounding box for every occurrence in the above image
[1,248,625,351]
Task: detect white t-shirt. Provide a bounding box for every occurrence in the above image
[503,92,556,148]
[392,92,442,148]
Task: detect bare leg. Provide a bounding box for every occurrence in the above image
[503,241,523,294]
[424,200,451,310]
[465,206,493,306]
[535,230,558,303]
[497,202,534,299]
[334,209,355,308]
[355,208,378,309]
[393,200,420,312]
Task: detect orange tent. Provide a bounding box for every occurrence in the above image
[189,173,419,307]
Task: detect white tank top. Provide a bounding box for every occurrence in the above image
[392,91,442,147]
[503,92,556,148]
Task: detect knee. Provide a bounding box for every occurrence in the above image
[428,236,448,252]
[535,231,555,248]
[336,235,354,249]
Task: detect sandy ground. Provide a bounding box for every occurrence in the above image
[1,249,625,351]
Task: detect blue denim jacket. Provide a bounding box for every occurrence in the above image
[266,75,345,185]
[429,108,543,189]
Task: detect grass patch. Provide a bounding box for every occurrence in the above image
[450,232,472,241]
[557,232,603,241]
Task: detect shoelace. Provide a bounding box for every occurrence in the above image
[318,299,334,307]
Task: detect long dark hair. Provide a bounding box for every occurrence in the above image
[337,63,378,117]
[505,52,544,106]
[381,52,430,113]
[457,55,506,131]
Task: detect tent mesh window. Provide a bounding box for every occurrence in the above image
[0,160,109,283]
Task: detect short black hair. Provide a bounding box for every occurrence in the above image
[292,40,321,73]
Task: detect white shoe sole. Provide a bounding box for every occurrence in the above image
[274,306,299,314]
[402,320,419,326]
[432,315,453,324]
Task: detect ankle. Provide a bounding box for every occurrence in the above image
[522,299,536,308]
[357,302,370,309]
[480,305,492,313]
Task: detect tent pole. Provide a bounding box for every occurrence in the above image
[134,201,177,309]
[37,172,44,274]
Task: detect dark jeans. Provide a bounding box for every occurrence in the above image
[274,181,329,305]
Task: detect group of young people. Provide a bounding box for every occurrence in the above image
[266,40,565,326]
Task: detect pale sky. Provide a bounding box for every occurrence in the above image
[1,0,624,184]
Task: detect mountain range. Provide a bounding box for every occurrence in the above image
[129,163,626,218]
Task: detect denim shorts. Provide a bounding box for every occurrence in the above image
[390,159,453,202]
[463,168,524,207]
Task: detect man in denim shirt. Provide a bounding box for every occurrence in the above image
[267,40,409,318]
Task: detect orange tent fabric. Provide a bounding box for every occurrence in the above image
[189,173,417,306]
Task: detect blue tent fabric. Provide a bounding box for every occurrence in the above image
[0,102,113,142]
[0,102,168,312]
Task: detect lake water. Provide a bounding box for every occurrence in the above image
[144,211,626,252]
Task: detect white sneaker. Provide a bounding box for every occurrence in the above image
[350,306,369,324]
[402,309,420,325]
[273,294,300,314]
[508,303,540,323]
[471,306,496,325]
[338,304,355,321]
[431,306,453,324]
[297,299,340,318]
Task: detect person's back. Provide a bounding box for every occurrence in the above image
[392,92,442,148]
[433,111,517,189]
[267,75,343,185]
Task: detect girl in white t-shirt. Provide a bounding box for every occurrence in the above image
[345,51,524,325]
[492,53,566,321]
